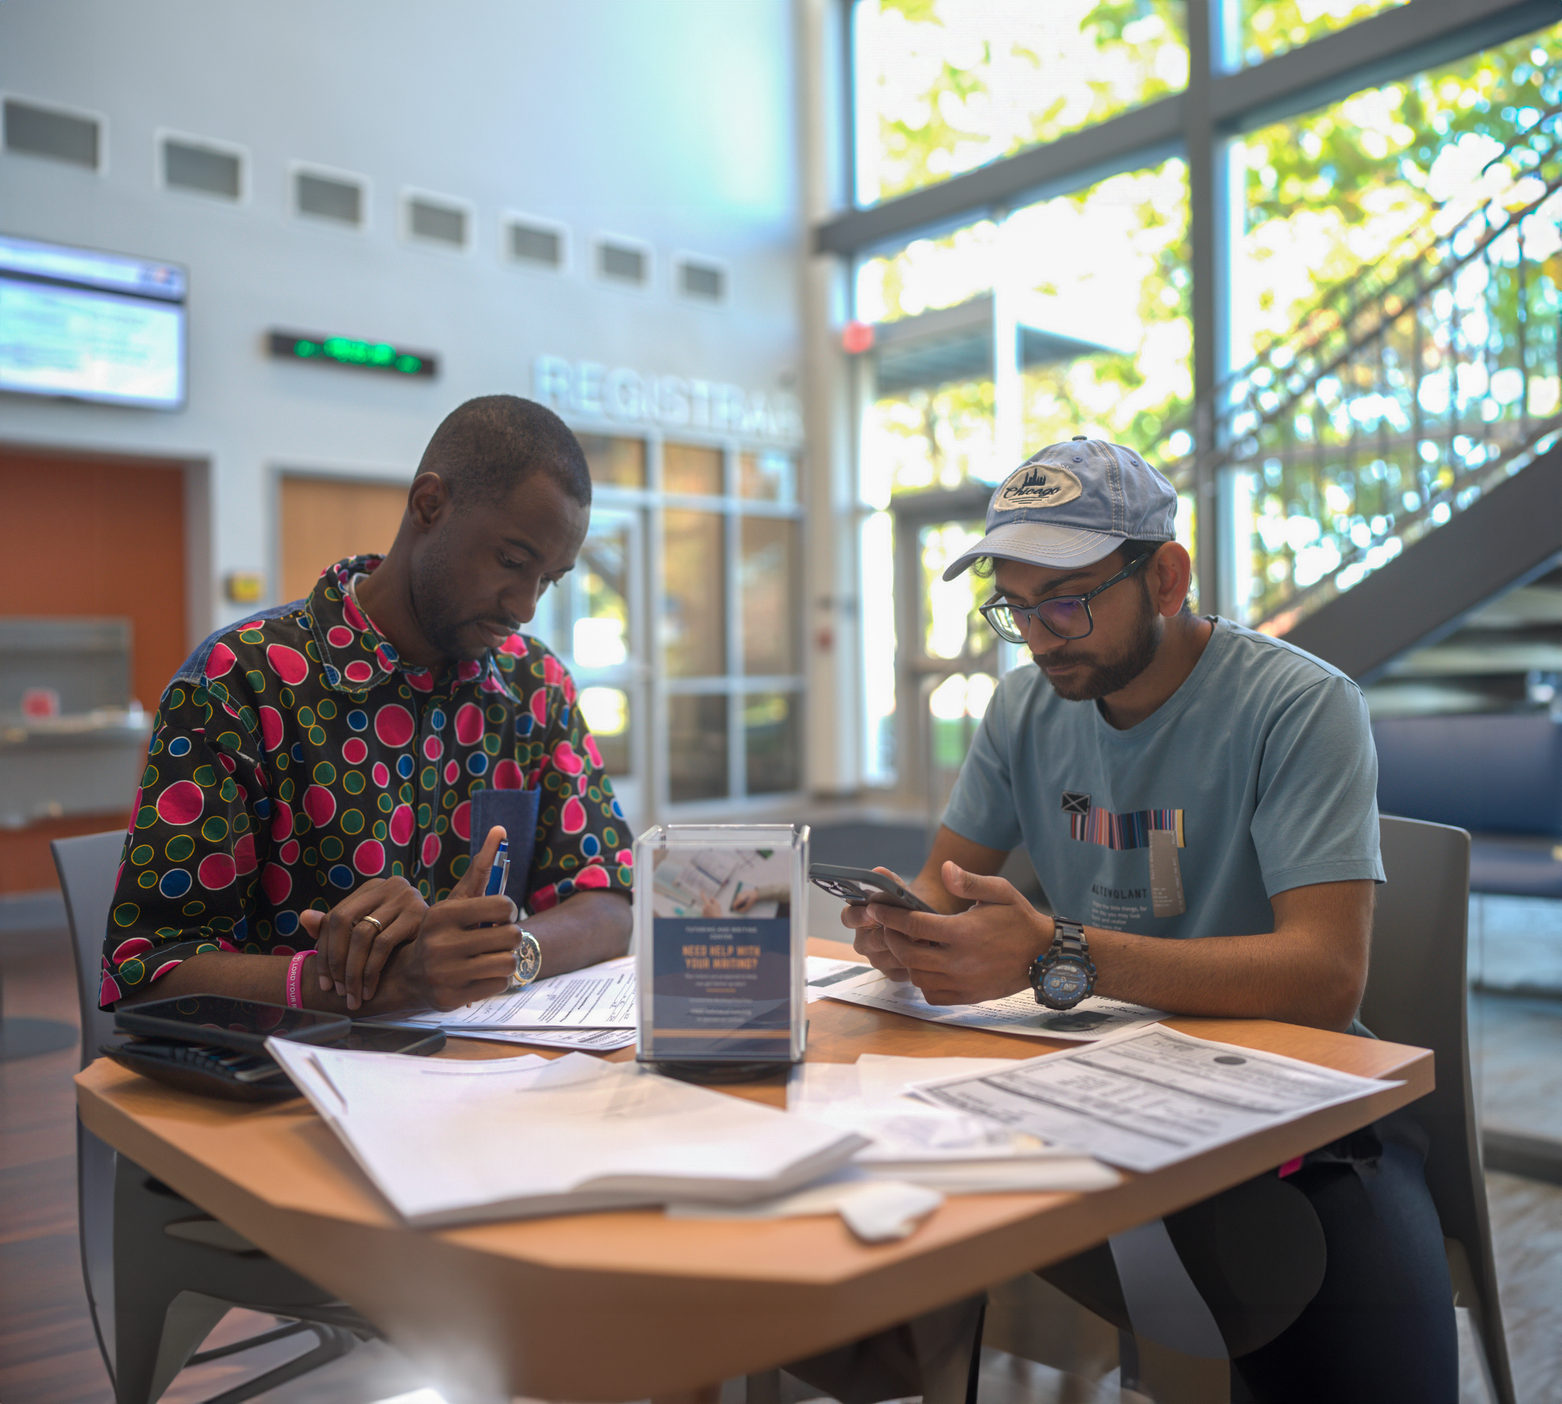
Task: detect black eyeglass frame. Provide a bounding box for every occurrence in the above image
[978,548,1156,644]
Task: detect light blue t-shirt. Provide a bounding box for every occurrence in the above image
[942,617,1384,941]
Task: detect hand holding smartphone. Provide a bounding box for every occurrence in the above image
[808,864,936,913]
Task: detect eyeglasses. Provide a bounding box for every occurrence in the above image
[979,550,1153,644]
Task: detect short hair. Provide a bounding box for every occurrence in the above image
[418,395,591,510]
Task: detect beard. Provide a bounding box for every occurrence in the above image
[408,534,489,662]
[1034,587,1160,701]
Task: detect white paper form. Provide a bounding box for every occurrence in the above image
[804,954,869,1002]
[910,1025,1400,1174]
[821,967,1166,1042]
[385,956,636,1031]
[445,1026,637,1052]
[789,1056,1121,1195]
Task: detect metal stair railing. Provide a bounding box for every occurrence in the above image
[1221,101,1562,445]
[1151,103,1562,629]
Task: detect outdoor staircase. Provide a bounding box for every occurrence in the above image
[1158,101,1562,707]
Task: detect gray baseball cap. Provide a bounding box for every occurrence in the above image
[941,437,1178,581]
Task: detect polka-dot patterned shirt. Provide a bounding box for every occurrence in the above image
[100,555,633,1008]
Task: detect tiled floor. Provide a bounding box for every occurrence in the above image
[3,924,1561,1404]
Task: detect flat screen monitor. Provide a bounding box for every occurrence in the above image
[0,233,187,409]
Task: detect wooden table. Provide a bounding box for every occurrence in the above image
[75,943,1432,1402]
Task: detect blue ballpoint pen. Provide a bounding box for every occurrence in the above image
[480,840,510,927]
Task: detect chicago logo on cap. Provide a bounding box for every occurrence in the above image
[994,460,1082,513]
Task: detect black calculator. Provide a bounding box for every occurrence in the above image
[106,995,447,1102]
[103,1038,301,1102]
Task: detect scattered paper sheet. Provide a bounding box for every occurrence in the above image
[822,967,1166,1041]
[789,1055,1121,1194]
[266,1042,868,1226]
[911,1024,1401,1173]
[667,1172,944,1242]
[805,954,870,1002]
[385,956,636,1031]
[793,1056,1048,1161]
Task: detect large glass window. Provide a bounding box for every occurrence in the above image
[668,694,728,804]
[1011,160,1192,453]
[856,161,1191,792]
[840,0,1562,1313]
[1238,0,1405,67]
[664,443,723,496]
[662,509,726,678]
[659,442,806,809]
[739,449,797,503]
[579,433,646,488]
[1237,27,1562,624]
[533,432,805,820]
[528,504,646,824]
[852,0,1188,207]
[744,691,801,796]
[740,516,799,677]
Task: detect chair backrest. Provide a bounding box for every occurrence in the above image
[51,828,128,1384]
[52,829,130,1068]
[1358,815,1513,1401]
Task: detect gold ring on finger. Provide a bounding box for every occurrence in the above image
[359,915,385,935]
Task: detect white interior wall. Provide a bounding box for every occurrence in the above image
[0,0,807,650]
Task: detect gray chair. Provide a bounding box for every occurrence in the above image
[1360,816,1515,1404]
[54,830,371,1404]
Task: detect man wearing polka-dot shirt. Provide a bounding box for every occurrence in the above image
[104,396,633,1016]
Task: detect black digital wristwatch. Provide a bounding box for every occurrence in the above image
[1029,917,1096,1010]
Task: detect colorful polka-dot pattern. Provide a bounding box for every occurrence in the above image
[100,555,633,1008]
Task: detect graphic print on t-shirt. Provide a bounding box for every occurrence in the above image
[1061,792,1184,849]
[1061,791,1188,923]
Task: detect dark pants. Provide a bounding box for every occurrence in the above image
[1042,1116,1459,1404]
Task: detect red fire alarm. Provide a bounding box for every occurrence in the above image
[841,320,875,355]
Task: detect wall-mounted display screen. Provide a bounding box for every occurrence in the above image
[0,234,187,409]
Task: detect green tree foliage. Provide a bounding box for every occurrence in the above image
[1243,24,1561,350]
[857,2,1560,636]
[858,0,1191,495]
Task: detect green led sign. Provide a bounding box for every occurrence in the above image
[268,330,438,378]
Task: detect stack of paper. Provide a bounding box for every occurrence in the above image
[380,956,638,1051]
[789,1054,1120,1194]
[381,954,866,1050]
[266,1042,869,1227]
[669,1053,1119,1242]
[822,967,1166,1042]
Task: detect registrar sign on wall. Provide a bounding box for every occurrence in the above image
[533,355,803,445]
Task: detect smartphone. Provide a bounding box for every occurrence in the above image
[115,996,350,1055]
[808,864,937,913]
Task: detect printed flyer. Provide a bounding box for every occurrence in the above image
[635,826,806,1065]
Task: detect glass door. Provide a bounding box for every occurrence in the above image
[534,508,647,830]
[891,486,1020,830]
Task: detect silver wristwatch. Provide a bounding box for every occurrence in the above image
[508,929,542,991]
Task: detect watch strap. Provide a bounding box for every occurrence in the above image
[1029,916,1094,1008]
[1051,917,1088,962]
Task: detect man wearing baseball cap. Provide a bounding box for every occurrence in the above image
[827,438,1455,1401]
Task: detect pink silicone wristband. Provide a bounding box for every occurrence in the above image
[286,949,317,1009]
